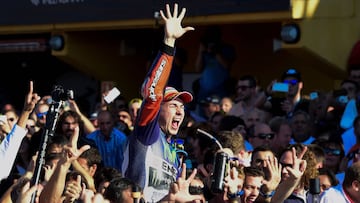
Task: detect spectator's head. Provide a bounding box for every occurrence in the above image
[47,135,69,154]
[251,145,275,169]
[220,97,233,114]
[56,110,83,138]
[159,87,193,136]
[200,94,221,119]
[103,177,142,203]
[78,147,102,177]
[281,68,303,98]
[4,109,18,129]
[116,108,133,132]
[219,115,247,138]
[307,144,326,169]
[217,130,245,156]
[209,111,224,132]
[318,168,339,194]
[242,108,264,130]
[340,79,359,99]
[236,75,257,102]
[290,110,313,142]
[320,139,345,174]
[348,64,360,86]
[241,167,265,203]
[94,167,122,194]
[248,122,274,149]
[97,110,116,139]
[342,161,360,201]
[269,116,292,156]
[34,103,49,127]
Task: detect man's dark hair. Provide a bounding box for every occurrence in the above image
[239,75,257,88]
[251,146,274,163]
[103,177,139,203]
[244,166,265,178]
[94,167,122,190]
[79,147,102,168]
[341,79,359,92]
[219,115,246,131]
[268,116,290,133]
[343,162,360,188]
[318,168,339,187]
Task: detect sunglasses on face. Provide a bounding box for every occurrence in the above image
[36,112,48,118]
[237,85,252,91]
[283,79,298,85]
[254,133,275,140]
[189,185,204,195]
[324,148,341,156]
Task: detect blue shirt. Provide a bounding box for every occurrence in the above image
[87,128,127,173]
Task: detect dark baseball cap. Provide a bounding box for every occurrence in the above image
[200,95,221,105]
[281,68,302,81]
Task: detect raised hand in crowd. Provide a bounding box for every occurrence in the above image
[63,175,83,203]
[270,146,307,203]
[159,163,204,203]
[260,156,282,202]
[15,181,41,203]
[0,81,41,180]
[160,3,195,47]
[67,99,96,134]
[223,165,244,203]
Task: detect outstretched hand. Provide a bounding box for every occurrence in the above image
[286,146,307,181]
[60,126,90,167]
[160,3,194,46]
[163,163,203,202]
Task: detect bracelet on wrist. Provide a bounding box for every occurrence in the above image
[260,190,275,198]
[227,190,244,199]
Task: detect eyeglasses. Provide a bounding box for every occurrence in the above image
[237,85,252,91]
[324,148,341,156]
[36,112,48,118]
[254,133,275,140]
[283,79,298,85]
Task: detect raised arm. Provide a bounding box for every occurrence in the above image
[0,81,40,180]
[136,3,194,143]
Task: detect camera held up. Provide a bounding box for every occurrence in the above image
[51,85,74,102]
[210,151,229,193]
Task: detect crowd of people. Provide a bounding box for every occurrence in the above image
[0,3,360,203]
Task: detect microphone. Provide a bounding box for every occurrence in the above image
[309,178,320,203]
[196,128,223,149]
[132,185,142,203]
